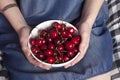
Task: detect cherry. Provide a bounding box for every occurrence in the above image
[53,22,62,30]
[67,27,75,35]
[74,47,79,53]
[65,41,75,50]
[47,57,55,64]
[48,43,55,50]
[45,49,53,56]
[71,35,80,45]
[40,29,47,37]
[63,56,70,62]
[31,47,40,54]
[38,52,45,60]
[61,30,68,38]
[54,37,61,45]
[57,45,64,52]
[40,44,47,50]
[36,39,43,46]
[46,37,52,42]
[53,51,58,56]
[29,38,36,46]
[67,50,75,58]
[50,30,58,38]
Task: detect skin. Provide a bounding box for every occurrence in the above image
[0,0,111,79]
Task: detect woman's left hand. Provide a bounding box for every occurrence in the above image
[64,21,92,68]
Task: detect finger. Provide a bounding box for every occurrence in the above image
[79,32,89,53]
[25,52,51,70]
[71,52,84,66]
[64,63,72,69]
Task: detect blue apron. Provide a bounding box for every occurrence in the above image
[0,0,113,80]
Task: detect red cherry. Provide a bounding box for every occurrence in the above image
[40,44,47,50]
[31,47,40,54]
[67,27,75,35]
[63,56,70,62]
[67,50,75,58]
[41,38,46,44]
[48,43,55,50]
[53,51,58,56]
[40,29,47,37]
[29,38,36,46]
[57,45,64,52]
[54,37,61,45]
[65,41,75,50]
[50,30,58,38]
[53,22,62,30]
[45,49,53,56]
[37,52,45,60]
[74,47,79,53]
[46,37,52,42]
[36,39,43,46]
[71,35,80,45]
[47,57,55,64]
[57,55,63,61]
[61,30,68,38]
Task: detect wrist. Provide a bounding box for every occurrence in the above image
[17,25,30,36]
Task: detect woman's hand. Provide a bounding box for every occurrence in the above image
[18,26,51,70]
[64,22,92,68]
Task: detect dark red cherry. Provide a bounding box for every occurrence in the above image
[50,30,58,38]
[40,29,47,37]
[29,38,36,46]
[63,56,70,62]
[38,52,45,60]
[47,57,55,64]
[71,35,80,45]
[31,47,40,54]
[67,27,75,35]
[53,22,62,30]
[57,45,64,52]
[65,41,75,50]
[67,50,75,58]
[45,49,53,56]
[48,43,55,50]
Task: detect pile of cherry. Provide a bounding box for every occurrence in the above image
[29,22,80,64]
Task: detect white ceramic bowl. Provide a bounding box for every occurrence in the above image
[28,20,80,67]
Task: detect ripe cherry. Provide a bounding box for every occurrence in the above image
[40,44,47,50]
[46,37,52,42]
[54,37,61,45]
[47,57,55,64]
[40,29,47,37]
[53,22,62,30]
[50,30,58,38]
[31,47,40,54]
[71,35,80,45]
[67,27,75,35]
[48,43,55,50]
[65,41,75,50]
[36,39,43,46]
[67,50,75,58]
[45,49,53,56]
[63,56,70,62]
[57,45,64,52]
[29,38,36,46]
[38,52,45,60]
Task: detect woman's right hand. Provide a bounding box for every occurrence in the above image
[18,26,51,70]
